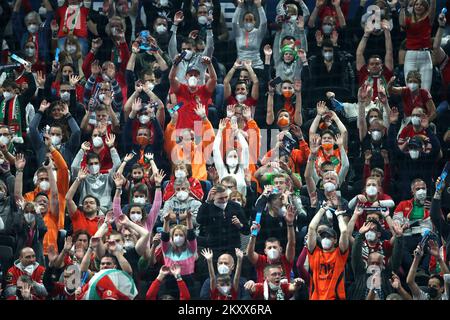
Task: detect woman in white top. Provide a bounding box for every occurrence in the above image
[213,118,249,196]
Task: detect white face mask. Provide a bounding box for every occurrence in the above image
[60,91,70,101]
[198,16,208,25]
[407,6,413,14]
[321,238,333,250]
[176,190,189,201]
[3,92,13,101]
[323,182,336,193]
[83,0,91,8]
[407,82,419,92]
[115,243,123,252]
[415,189,427,202]
[66,45,77,54]
[365,230,377,242]
[155,25,167,34]
[322,24,333,34]
[235,94,246,103]
[244,22,254,32]
[98,93,105,102]
[39,180,50,191]
[217,264,230,275]
[139,115,150,124]
[25,48,35,57]
[57,0,66,7]
[147,82,155,91]
[89,164,100,175]
[133,197,146,205]
[188,76,198,87]
[92,136,103,148]
[218,286,231,296]
[124,240,135,250]
[24,213,35,224]
[290,15,298,22]
[160,0,168,6]
[184,50,193,60]
[369,117,378,124]
[214,201,227,210]
[323,52,333,61]
[51,136,62,146]
[226,157,238,168]
[27,24,38,34]
[409,149,420,160]
[366,186,378,197]
[0,135,9,145]
[411,116,421,126]
[175,170,186,179]
[130,213,142,223]
[267,248,280,261]
[371,130,382,141]
[173,235,185,247]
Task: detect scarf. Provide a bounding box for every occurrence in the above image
[263,281,285,300]
[0,96,22,137]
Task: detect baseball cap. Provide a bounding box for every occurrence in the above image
[318,226,337,239]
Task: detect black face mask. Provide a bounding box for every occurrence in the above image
[428,287,439,299]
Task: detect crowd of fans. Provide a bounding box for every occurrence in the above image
[0,0,449,300]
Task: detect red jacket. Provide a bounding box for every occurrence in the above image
[163,176,204,202]
[146,278,190,300]
[394,198,430,220]
[6,262,45,287]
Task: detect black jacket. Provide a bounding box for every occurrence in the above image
[197,201,250,256]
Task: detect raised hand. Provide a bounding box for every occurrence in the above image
[294,79,302,93]
[309,134,321,154]
[201,248,214,261]
[91,60,101,76]
[188,30,199,40]
[235,248,244,260]
[244,280,256,291]
[315,30,324,46]
[330,30,339,46]
[64,236,73,252]
[20,282,32,300]
[152,233,161,246]
[47,245,58,265]
[316,100,328,115]
[124,153,134,163]
[16,199,26,211]
[226,104,235,118]
[36,71,46,88]
[439,13,447,27]
[39,99,51,112]
[105,132,116,148]
[335,133,344,147]
[359,221,373,234]
[233,59,243,69]
[358,83,372,102]
[413,244,424,258]
[297,15,305,29]
[201,56,212,65]
[264,44,272,56]
[132,97,142,113]
[390,273,401,289]
[242,105,252,120]
[428,240,440,258]
[174,11,184,25]
[113,172,125,187]
[331,0,340,7]
[290,124,303,139]
[81,141,91,152]
[194,103,207,118]
[135,80,143,93]
[381,19,390,31]
[91,38,103,51]
[159,265,171,278]
[218,118,228,130]
[69,74,81,87]
[284,204,296,224]
[77,166,89,180]
[15,154,27,170]
[154,169,166,186]
[357,194,368,203]
[243,60,252,70]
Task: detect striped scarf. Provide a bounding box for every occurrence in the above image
[0,96,22,137]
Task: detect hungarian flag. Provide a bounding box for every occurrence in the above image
[81,269,137,300]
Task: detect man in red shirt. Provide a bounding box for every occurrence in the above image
[246,264,304,300]
[4,247,47,298]
[169,55,217,129]
[6,275,42,300]
[246,207,296,283]
[356,19,394,101]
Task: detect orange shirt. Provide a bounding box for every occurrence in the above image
[164,119,215,181]
[307,247,349,300]
[24,149,69,255]
[71,209,111,236]
[315,146,342,174]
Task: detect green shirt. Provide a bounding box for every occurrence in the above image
[410,202,425,221]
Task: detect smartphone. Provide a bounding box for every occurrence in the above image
[55,48,60,63]
[10,53,29,66]
[169,102,184,114]
[269,76,282,88]
[436,162,449,192]
[252,212,262,236]
[174,50,187,66]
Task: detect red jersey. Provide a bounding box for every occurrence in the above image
[255,254,293,283]
[56,5,89,39]
[400,87,432,117]
[171,83,213,129]
[405,16,432,50]
[358,65,394,101]
[49,282,77,300]
[5,263,45,287]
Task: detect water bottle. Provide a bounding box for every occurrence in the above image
[252,212,262,236]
